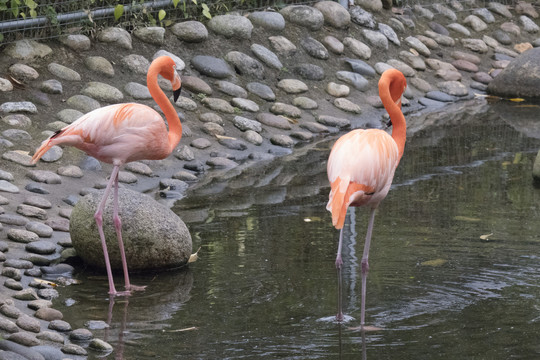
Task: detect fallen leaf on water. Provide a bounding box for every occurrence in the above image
[188,247,201,263]
[421,259,448,267]
[454,216,481,222]
[509,98,525,102]
[215,134,236,140]
[34,278,57,287]
[163,326,198,333]
[513,153,523,164]
[515,104,540,108]
[480,233,493,240]
[282,116,298,124]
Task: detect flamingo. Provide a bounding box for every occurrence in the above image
[326,68,407,325]
[31,56,183,296]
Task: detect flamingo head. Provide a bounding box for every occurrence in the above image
[154,56,182,102]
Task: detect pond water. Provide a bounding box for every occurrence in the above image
[57,99,540,359]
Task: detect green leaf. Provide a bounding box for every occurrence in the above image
[158,9,166,21]
[113,4,124,21]
[29,8,36,17]
[0,33,4,42]
[172,0,180,8]
[10,0,19,17]
[191,0,197,5]
[25,0,37,9]
[202,3,211,19]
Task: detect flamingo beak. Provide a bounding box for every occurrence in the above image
[173,86,181,102]
[172,71,182,102]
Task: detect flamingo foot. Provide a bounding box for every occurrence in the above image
[126,284,147,292]
[108,285,146,297]
[109,289,131,297]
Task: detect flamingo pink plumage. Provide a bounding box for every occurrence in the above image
[327,68,407,325]
[31,56,183,296]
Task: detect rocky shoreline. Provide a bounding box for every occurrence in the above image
[0,1,539,358]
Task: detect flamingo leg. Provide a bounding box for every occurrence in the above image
[335,227,344,322]
[112,168,146,293]
[94,165,121,296]
[360,207,377,328]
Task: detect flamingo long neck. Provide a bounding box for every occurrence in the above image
[147,63,182,153]
[379,81,406,160]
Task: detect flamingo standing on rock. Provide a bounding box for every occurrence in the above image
[31,56,183,296]
[326,68,407,326]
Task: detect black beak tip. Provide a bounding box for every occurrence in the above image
[385,119,392,129]
[173,87,181,102]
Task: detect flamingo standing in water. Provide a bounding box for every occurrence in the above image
[326,68,407,325]
[31,56,183,296]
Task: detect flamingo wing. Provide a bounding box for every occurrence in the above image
[326,129,400,229]
[32,103,168,165]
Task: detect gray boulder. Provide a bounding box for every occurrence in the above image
[280,5,324,30]
[225,51,265,79]
[170,21,208,42]
[313,1,350,29]
[487,48,540,99]
[70,188,192,271]
[4,40,52,60]
[208,15,253,39]
[248,11,285,31]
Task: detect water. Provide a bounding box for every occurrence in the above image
[57,100,540,359]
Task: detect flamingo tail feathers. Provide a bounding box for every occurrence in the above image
[327,177,375,229]
[327,177,350,230]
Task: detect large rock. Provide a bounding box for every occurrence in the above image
[280,5,324,30]
[4,40,52,60]
[170,21,208,42]
[313,1,350,29]
[191,55,234,79]
[207,15,253,39]
[224,51,265,79]
[487,48,540,98]
[70,188,192,271]
[248,11,285,31]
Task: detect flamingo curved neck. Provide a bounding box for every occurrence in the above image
[379,84,406,160]
[147,64,182,153]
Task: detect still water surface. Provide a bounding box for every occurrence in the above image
[58,100,540,359]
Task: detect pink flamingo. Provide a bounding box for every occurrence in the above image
[31,56,183,296]
[326,69,407,325]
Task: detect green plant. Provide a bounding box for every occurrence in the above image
[0,0,38,19]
